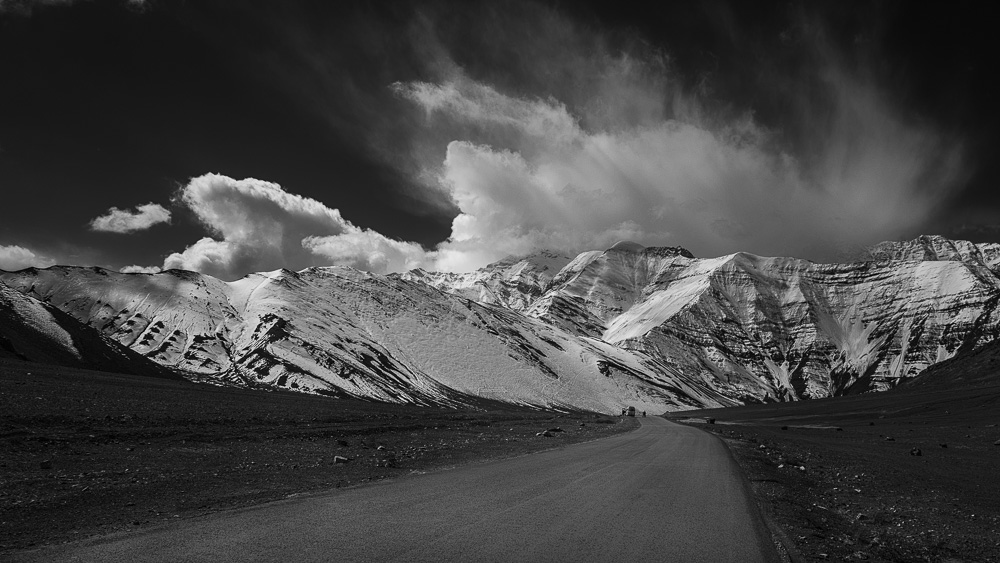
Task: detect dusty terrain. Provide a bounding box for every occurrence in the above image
[669,386,1000,562]
[8,417,777,563]
[0,359,636,553]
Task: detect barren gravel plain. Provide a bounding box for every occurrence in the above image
[0,359,636,554]
[669,386,1000,562]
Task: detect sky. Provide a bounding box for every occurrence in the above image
[1,0,997,279]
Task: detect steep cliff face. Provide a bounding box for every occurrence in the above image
[865,234,1000,270]
[3,236,999,412]
[427,238,1000,402]
[610,251,1000,401]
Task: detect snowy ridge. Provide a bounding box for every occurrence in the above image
[1,264,714,412]
[400,250,572,311]
[3,235,1000,412]
[865,234,1000,271]
[0,278,179,378]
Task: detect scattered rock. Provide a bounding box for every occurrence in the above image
[336,440,350,447]
[781,426,789,430]
[835,427,843,432]
[939,443,948,448]
[39,460,52,470]
[333,455,350,464]
[993,439,1000,446]
[376,445,386,451]
[547,427,564,433]
[536,431,555,437]
[707,418,715,424]
[885,436,895,442]
[910,448,922,456]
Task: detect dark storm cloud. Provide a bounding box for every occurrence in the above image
[145,1,974,274]
[3,0,987,277]
[374,2,968,268]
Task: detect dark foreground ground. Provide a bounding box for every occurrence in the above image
[8,417,778,563]
[0,359,636,553]
[668,386,1000,563]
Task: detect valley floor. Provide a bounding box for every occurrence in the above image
[0,359,636,553]
[669,387,1000,562]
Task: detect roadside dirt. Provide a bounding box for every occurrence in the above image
[0,359,638,553]
[669,386,1000,562]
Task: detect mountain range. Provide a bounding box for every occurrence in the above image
[2,234,999,413]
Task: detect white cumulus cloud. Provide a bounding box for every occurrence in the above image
[89,203,171,233]
[302,231,429,274]
[394,60,963,270]
[120,264,162,274]
[162,173,433,279]
[0,244,56,271]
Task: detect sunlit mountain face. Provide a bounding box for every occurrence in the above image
[4,235,1000,413]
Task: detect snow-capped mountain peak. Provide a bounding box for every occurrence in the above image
[4,235,1000,413]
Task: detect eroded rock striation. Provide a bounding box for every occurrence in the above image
[2,235,998,412]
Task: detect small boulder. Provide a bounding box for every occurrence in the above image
[781,426,789,430]
[993,439,1000,446]
[884,436,895,442]
[547,427,564,433]
[707,418,716,424]
[939,443,948,448]
[910,448,922,456]
[333,455,350,464]
[39,460,52,470]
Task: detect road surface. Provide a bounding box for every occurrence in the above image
[13,417,779,562]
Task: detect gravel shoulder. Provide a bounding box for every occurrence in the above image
[668,386,1000,562]
[0,359,637,554]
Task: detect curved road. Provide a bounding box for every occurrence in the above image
[14,417,779,562]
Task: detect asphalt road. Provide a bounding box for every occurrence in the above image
[13,417,779,562]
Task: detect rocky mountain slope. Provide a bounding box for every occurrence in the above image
[0,266,719,413]
[0,281,178,378]
[3,235,999,412]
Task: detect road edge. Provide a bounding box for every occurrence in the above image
[698,425,800,563]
